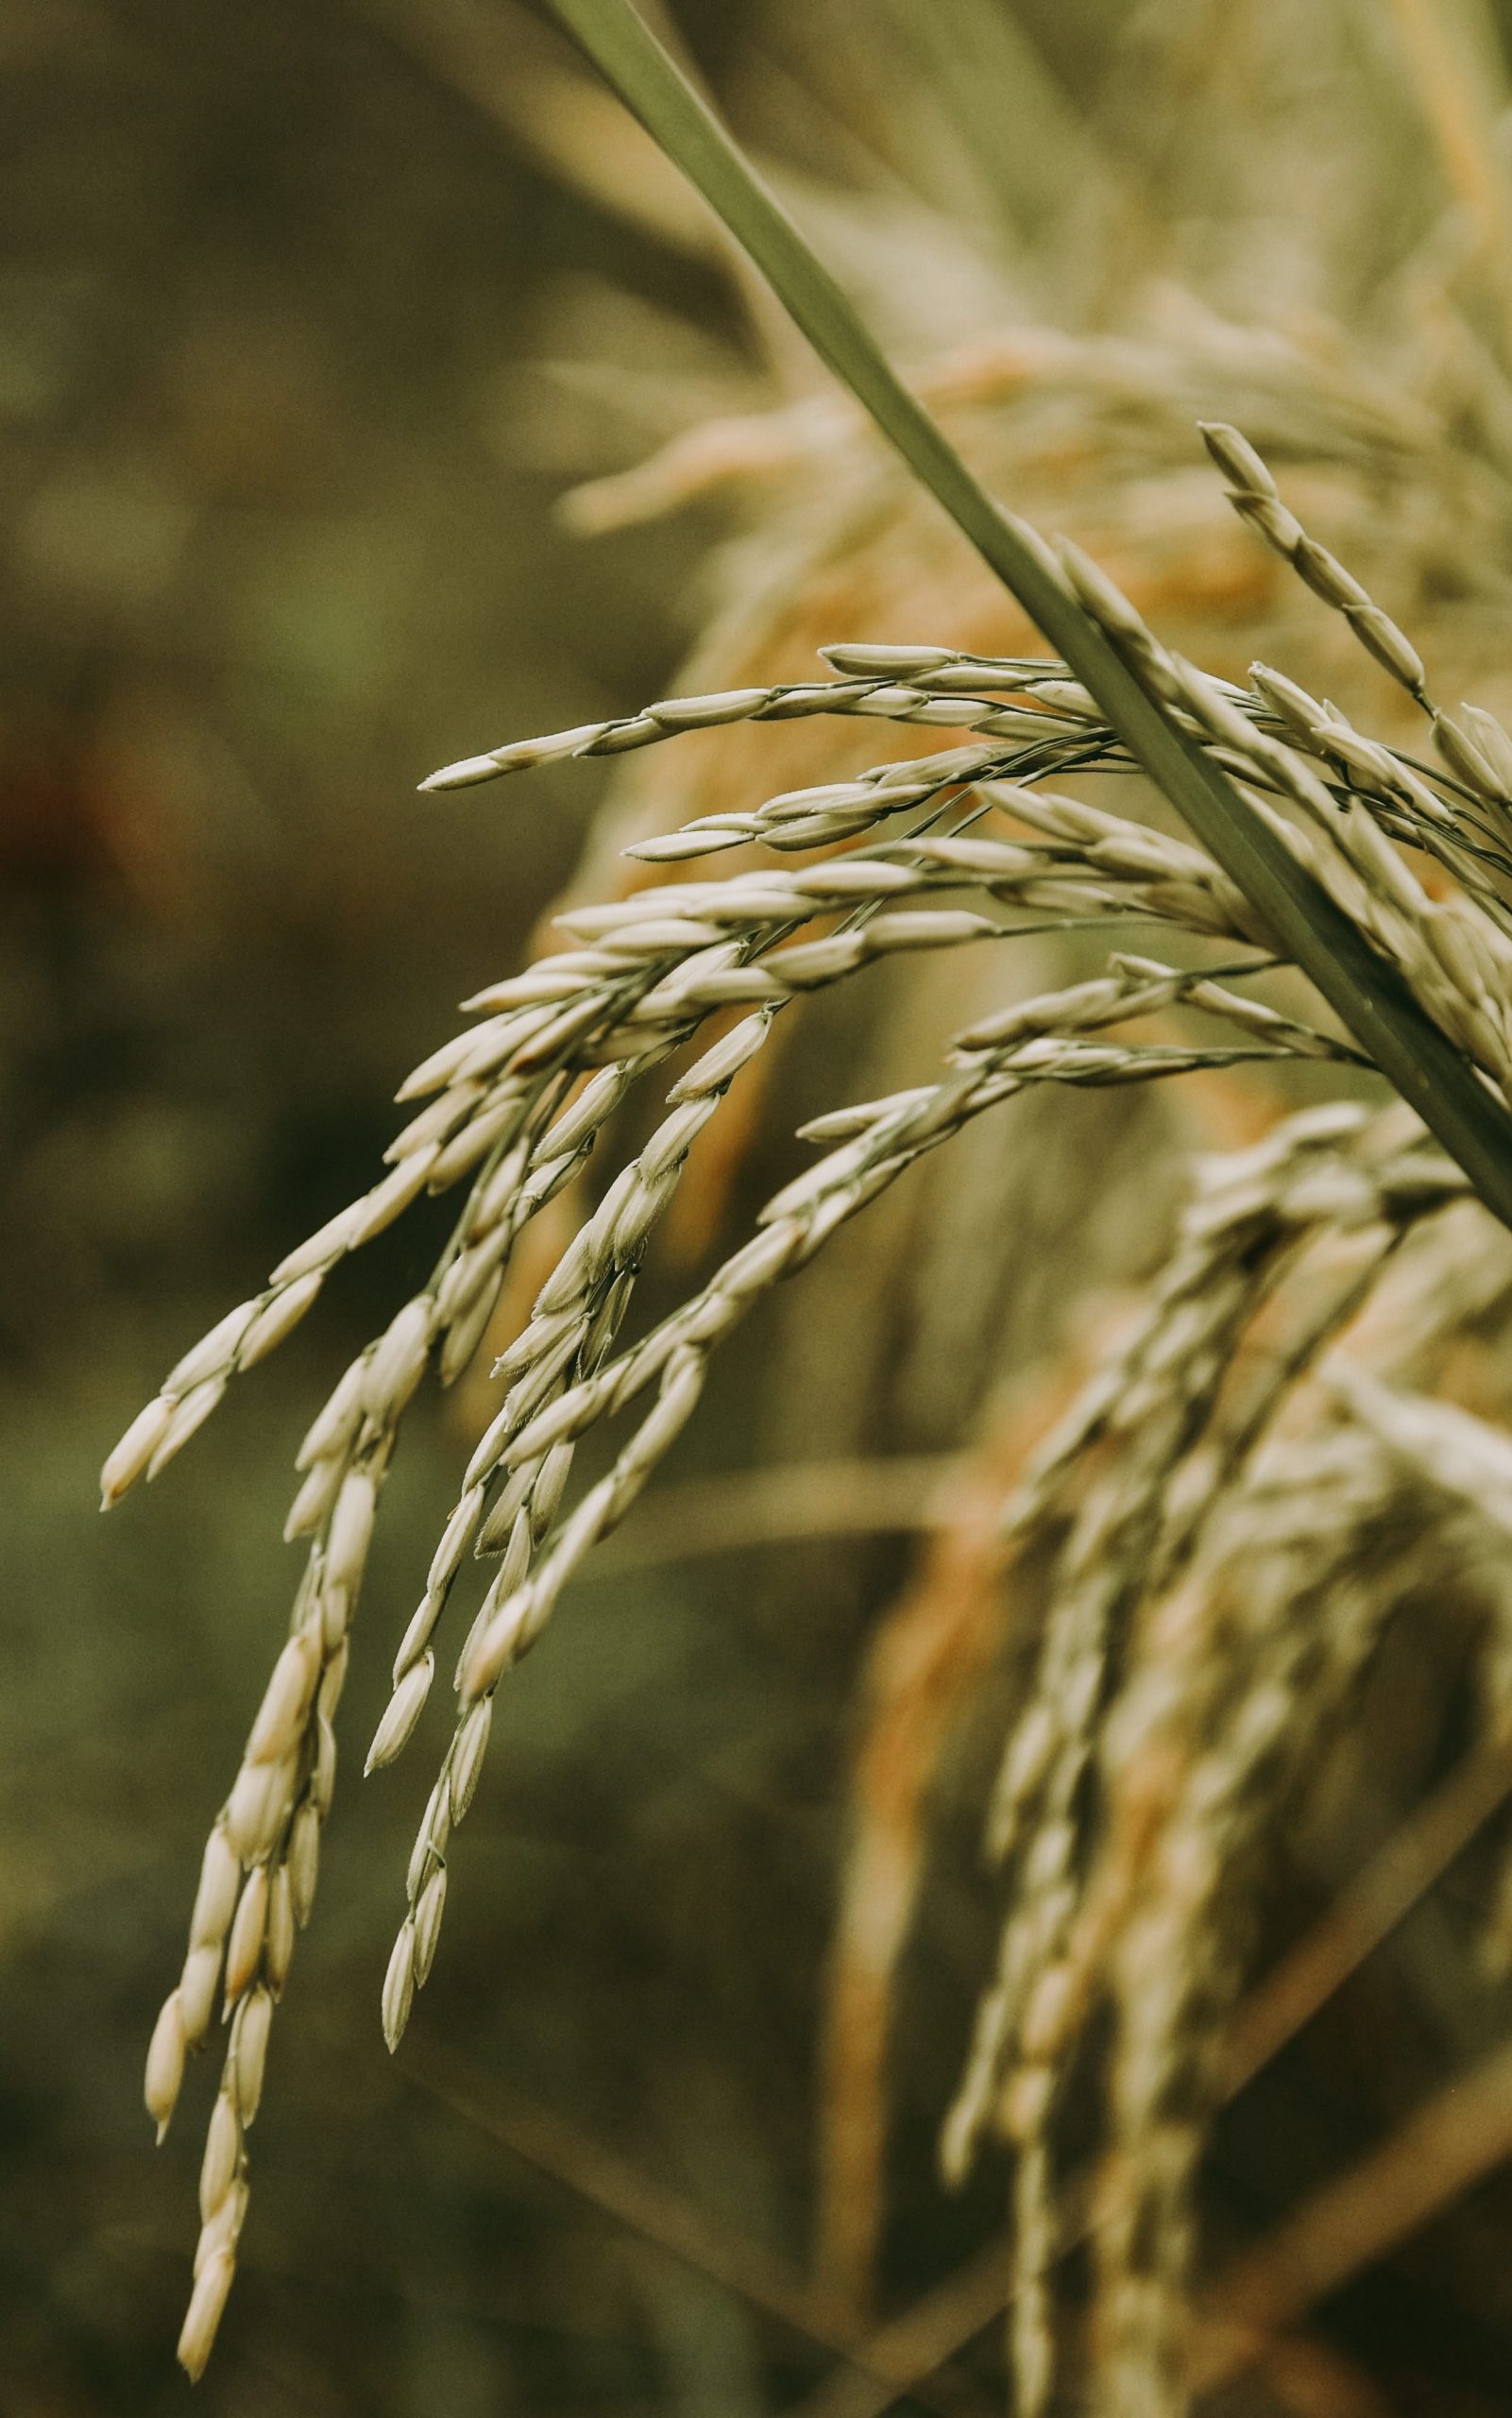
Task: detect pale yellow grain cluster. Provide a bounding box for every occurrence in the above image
[105,427,1512,2380]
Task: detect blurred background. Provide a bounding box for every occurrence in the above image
[15,1,1512,2410]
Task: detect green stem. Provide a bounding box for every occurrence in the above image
[543,0,1512,1232]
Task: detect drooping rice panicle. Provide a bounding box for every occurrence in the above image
[940,1104,1471,2415]
[114,403,1512,2383]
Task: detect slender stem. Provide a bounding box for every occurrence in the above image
[542,0,1512,1232]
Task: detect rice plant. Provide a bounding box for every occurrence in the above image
[104,3,1512,2406]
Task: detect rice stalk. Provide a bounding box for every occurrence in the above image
[815,1383,1085,2316]
[111,417,1512,2361]
[99,46,1512,2375]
